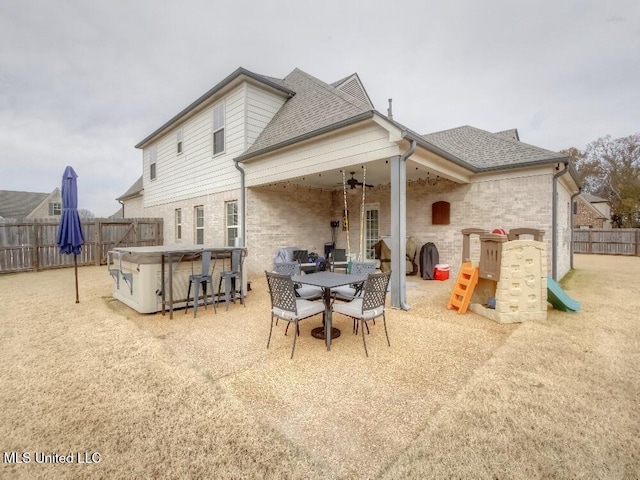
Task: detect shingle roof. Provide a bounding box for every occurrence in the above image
[116,176,143,201]
[422,125,566,170]
[0,190,50,218]
[244,68,373,156]
[581,193,608,203]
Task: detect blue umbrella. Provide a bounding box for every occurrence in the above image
[56,166,85,303]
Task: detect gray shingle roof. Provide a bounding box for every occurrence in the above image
[581,193,608,203]
[0,190,50,218]
[245,68,373,156]
[116,176,143,201]
[422,125,566,170]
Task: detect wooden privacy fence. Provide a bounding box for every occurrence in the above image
[0,218,163,273]
[573,229,640,256]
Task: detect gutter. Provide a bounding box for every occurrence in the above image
[233,158,246,247]
[570,187,582,270]
[552,160,570,280]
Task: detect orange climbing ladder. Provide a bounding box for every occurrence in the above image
[447,262,479,314]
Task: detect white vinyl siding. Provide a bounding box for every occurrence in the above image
[245,84,287,148]
[243,123,399,187]
[143,85,246,208]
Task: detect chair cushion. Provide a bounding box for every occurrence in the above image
[296,285,323,300]
[273,299,325,321]
[331,285,359,300]
[332,298,384,320]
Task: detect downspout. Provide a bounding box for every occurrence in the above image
[233,158,246,247]
[552,160,570,280]
[117,199,124,218]
[570,187,582,270]
[397,139,416,311]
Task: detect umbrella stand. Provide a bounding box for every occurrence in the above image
[74,254,79,303]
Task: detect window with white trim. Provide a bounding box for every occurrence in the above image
[176,129,183,155]
[363,203,379,260]
[175,208,182,241]
[49,202,61,216]
[225,201,238,246]
[194,206,204,245]
[213,103,225,155]
[149,145,157,180]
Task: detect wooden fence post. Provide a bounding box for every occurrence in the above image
[32,221,39,272]
[95,220,102,266]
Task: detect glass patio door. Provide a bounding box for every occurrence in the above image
[363,203,379,260]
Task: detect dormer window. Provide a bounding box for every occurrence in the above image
[213,103,225,155]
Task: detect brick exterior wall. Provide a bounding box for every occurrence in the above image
[574,195,609,229]
[243,171,571,281]
[128,170,574,284]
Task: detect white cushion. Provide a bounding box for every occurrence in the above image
[332,298,384,320]
[331,285,358,300]
[296,285,323,299]
[273,299,324,321]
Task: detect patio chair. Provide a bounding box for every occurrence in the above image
[332,270,391,357]
[218,249,245,311]
[273,262,323,300]
[331,261,377,302]
[329,248,348,272]
[265,271,325,359]
[185,251,216,317]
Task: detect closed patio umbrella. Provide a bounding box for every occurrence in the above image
[56,166,85,303]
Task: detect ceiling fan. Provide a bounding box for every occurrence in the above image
[339,171,373,189]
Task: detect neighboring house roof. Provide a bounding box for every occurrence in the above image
[116,176,143,201]
[576,194,608,220]
[493,128,520,141]
[581,192,608,203]
[422,125,566,171]
[0,190,55,218]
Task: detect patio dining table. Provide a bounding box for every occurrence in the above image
[292,271,367,351]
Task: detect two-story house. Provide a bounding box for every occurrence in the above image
[122,67,580,308]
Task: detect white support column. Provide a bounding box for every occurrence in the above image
[390,154,408,309]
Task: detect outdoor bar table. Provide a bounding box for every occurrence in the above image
[161,246,247,319]
[292,271,367,351]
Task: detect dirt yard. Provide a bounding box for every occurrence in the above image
[0,254,638,479]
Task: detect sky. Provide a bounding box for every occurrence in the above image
[1,0,639,217]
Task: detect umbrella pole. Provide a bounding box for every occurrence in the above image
[74,254,79,303]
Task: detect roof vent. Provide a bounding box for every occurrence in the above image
[387,98,393,121]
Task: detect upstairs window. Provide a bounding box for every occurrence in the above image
[213,103,225,155]
[49,202,61,216]
[149,145,157,180]
[176,129,183,155]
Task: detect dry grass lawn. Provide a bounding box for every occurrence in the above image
[0,254,638,479]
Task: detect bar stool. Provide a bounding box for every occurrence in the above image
[185,251,216,317]
[217,249,245,311]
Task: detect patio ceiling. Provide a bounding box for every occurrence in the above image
[263,155,471,191]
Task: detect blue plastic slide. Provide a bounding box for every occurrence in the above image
[547,276,581,312]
